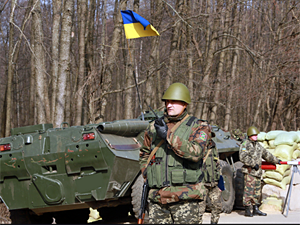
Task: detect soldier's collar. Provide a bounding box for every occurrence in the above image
[164,109,188,123]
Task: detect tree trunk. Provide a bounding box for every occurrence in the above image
[74,0,87,125]
[186,0,194,115]
[124,38,134,119]
[30,4,36,126]
[51,0,62,123]
[195,0,218,120]
[101,0,127,122]
[210,0,230,125]
[32,0,50,124]
[224,1,240,131]
[165,0,184,95]
[54,0,74,128]
[5,0,16,136]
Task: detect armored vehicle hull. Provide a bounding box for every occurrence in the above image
[0,111,242,223]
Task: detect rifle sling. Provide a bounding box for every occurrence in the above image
[203,148,212,164]
[145,114,190,167]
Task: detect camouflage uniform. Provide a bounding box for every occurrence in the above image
[148,200,200,224]
[140,109,212,224]
[231,129,246,142]
[199,185,222,223]
[239,139,279,206]
[199,141,222,224]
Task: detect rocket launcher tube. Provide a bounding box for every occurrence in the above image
[97,120,149,136]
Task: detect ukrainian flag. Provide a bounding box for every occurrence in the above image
[120,10,159,39]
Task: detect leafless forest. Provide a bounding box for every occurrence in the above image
[0,0,299,138]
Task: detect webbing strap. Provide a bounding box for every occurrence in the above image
[203,148,212,164]
[145,114,190,167]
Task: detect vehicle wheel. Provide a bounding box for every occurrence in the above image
[10,209,52,224]
[131,173,149,223]
[220,160,235,213]
[234,161,245,209]
[54,208,89,224]
[99,205,129,221]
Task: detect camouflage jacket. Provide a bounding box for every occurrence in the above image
[239,139,279,177]
[139,109,211,204]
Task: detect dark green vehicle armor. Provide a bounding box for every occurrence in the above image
[0,110,244,223]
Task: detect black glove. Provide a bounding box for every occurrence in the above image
[278,160,282,165]
[154,117,168,140]
[253,164,259,171]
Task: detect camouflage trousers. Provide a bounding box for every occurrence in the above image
[243,173,261,206]
[199,185,222,224]
[148,200,202,224]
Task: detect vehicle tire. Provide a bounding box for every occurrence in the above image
[10,209,52,224]
[54,208,89,224]
[219,160,235,213]
[99,205,129,221]
[131,173,149,223]
[234,161,245,209]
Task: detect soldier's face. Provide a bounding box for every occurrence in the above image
[165,100,187,116]
[249,134,258,141]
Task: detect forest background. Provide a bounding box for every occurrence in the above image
[0,0,299,138]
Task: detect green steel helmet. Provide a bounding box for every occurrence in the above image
[162,83,191,104]
[247,126,260,137]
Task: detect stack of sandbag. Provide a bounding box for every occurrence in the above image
[259,130,300,212]
[257,132,269,149]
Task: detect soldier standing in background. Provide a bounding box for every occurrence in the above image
[239,126,281,217]
[139,83,212,224]
[199,136,222,224]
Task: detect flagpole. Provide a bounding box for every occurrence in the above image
[127,39,144,120]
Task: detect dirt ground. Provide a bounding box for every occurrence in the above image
[0,203,10,224]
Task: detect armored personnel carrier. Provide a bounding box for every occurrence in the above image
[0,111,242,223]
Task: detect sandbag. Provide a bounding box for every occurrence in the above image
[262,170,291,182]
[257,132,267,141]
[258,141,269,149]
[266,148,275,154]
[274,132,298,146]
[263,175,291,190]
[289,131,300,143]
[293,149,300,159]
[265,130,285,140]
[268,140,276,149]
[273,143,297,161]
[259,196,282,211]
[275,164,291,175]
[262,169,290,182]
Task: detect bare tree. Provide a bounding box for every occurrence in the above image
[32,0,51,124]
[5,0,16,136]
[100,0,127,122]
[74,0,87,125]
[54,0,74,128]
[194,0,218,120]
[51,0,62,123]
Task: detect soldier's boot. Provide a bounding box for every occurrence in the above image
[244,206,253,217]
[253,204,267,216]
[211,222,218,224]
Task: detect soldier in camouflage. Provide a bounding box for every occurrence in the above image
[239,126,281,217]
[231,128,246,142]
[199,139,222,224]
[139,83,212,224]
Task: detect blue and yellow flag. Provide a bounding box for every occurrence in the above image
[120,10,159,39]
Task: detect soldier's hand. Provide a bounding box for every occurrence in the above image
[154,117,168,140]
[253,164,259,171]
[278,159,282,165]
